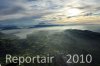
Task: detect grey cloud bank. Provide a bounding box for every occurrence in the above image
[0,0,100,23]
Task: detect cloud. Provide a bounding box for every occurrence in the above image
[0,0,67,20]
[0,0,100,24]
[0,7,23,15]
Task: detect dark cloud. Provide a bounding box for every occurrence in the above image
[0,6,24,15]
[0,0,24,15]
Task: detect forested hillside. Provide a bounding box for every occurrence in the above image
[0,29,100,66]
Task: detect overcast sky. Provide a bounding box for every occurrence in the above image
[0,0,100,25]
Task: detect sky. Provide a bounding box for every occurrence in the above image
[0,0,100,25]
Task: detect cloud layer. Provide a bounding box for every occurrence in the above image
[0,0,100,24]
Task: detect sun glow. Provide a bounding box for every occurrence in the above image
[66,8,81,17]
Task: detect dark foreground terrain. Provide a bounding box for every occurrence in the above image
[0,29,100,66]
